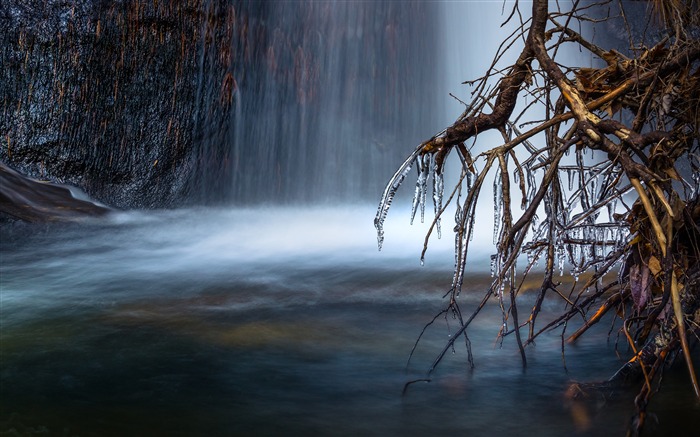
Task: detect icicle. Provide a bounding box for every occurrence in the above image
[466,169,474,191]
[567,168,575,191]
[493,169,503,245]
[432,157,444,239]
[420,154,431,223]
[526,167,537,206]
[410,153,428,225]
[490,254,498,278]
[572,228,581,269]
[557,244,565,276]
[452,232,461,287]
[454,201,463,229]
[452,202,469,295]
[570,231,581,281]
[608,227,618,251]
[607,199,617,222]
[589,175,597,200]
[374,146,421,250]
[616,226,628,249]
[454,230,469,295]
[566,241,574,267]
[467,211,476,243]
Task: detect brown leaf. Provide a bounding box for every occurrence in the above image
[647,256,662,277]
[630,264,651,311]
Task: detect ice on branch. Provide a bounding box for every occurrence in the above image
[432,156,445,239]
[493,168,503,245]
[410,153,431,225]
[374,142,450,251]
[374,145,422,250]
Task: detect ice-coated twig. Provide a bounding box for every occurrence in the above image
[374,144,423,250]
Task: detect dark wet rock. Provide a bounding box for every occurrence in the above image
[0,162,110,222]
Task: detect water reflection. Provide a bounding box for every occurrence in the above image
[1,208,698,436]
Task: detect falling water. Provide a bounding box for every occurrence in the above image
[190,1,442,204]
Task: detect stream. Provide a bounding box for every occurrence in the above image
[2,206,698,436]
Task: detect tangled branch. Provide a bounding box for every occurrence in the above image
[375,1,700,432]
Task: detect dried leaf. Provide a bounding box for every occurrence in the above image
[630,264,651,311]
[647,256,662,276]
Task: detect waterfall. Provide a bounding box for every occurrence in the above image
[0,0,610,214]
[191,1,443,205]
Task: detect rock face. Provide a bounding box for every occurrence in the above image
[1,1,440,209]
[1,0,218,208]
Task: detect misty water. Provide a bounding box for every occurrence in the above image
[3,207,699,436]
[2,2,700,437]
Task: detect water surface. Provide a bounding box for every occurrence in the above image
[2,207,698,436]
